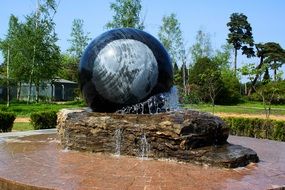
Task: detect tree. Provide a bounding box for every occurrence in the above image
[59,53,79,82]
[25,9,61,102]
[173,63,182,86]
[213,44,241,104]
[67,19,91,59]
[0,15,22,104]
[248,42,285,94]
[188,45,240,106]
[158,13,188,93]
[241,63,281,118]
[0,0,60,102]
[106,0,144,29]
[188,57,223,106]
[200,67,222,113]
[158,13,183,66]
[263,44,285,81]
[227,13,255,76]
[213,44,233,70]
[190,30,213,64]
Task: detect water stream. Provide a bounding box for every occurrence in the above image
[140,133,150,159]
[114,86,179,158]
[114,128,122,156]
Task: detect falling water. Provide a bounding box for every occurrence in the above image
[114,86,179,159]
[114,128,122,156]
[140,133,150,159]
[116,86,180,114]
[161,86,180,111]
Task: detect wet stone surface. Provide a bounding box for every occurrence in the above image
[57,109,258,168]
[0,129,284,189]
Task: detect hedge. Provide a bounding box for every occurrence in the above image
[0,112,16,132]
[30,111,57,130]
[223,117,285,141]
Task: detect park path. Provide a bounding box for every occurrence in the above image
[15,117,30,123]
[14,112,285,123]
[215,112,285,121]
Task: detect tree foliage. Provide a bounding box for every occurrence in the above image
[213,44,240,104]
[158,13,184,66]
[188,57,222,102]
[188,45,240,105]
[59,53,78,82]
[0,15,26,83]
[106,0,144,29]
[213,44,233,70]
[247,42,285,94]
[241,63,284,117]
[257,42,285,80]
[0,0,60,102]
[158,13,188,91]
[190,30,213,64]
[227,13,255,75]
[67,19,91,59]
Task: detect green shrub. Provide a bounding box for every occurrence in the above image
[0,112,16,132]
[30,111,57,130]
[223,117,285,141]
[247,81,285,105]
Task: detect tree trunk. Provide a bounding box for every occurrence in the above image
[28,68,34,103]
[28,80,32,103]
[17,82,22,100]
[6,47,10,107]
[182,62,186,95]
[274,69,277,81]
[35,83,40,102]
[234,48,237,77]
[28,45,36,103]
[211,98,215,114]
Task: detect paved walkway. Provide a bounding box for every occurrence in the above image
[215,112,285,121]
[0,130,284,190]
[14,112,285,124]
[14,117,30,122]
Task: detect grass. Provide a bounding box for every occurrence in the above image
[183,102,285,115]
[5,100,285,131]
[0,100,85,117]
[13,122,33,131]
[0,100,85,131]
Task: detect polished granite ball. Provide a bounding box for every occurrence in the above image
[79,28,173,112]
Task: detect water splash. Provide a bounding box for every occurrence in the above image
[161,86,180,112]
[114,128,122,156]
[61,147,70,153]
[140,133,150,159]
[116,86,180,114]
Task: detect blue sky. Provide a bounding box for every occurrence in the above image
[1,0,285,75]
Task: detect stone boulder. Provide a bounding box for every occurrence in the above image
[57,109,259,168]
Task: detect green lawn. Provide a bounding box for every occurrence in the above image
[0,100,85,117]
[2,101,85,131]
[6,100,285,131]
[183,102,285,115]
[13,122,33,131]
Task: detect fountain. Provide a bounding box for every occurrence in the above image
[57,28,258,168]
[2,28,285,190]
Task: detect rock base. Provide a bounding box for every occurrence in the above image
[57,109,259,168]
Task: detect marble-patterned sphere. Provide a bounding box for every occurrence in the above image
[79,28,173,112]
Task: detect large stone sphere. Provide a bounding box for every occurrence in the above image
[79,28,173,112]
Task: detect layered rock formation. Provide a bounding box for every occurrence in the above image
[57,109,259,168]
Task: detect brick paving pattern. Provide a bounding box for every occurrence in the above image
[0,131,284,190]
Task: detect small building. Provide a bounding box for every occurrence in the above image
[0,78,78,102]
[50,78,78,101]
